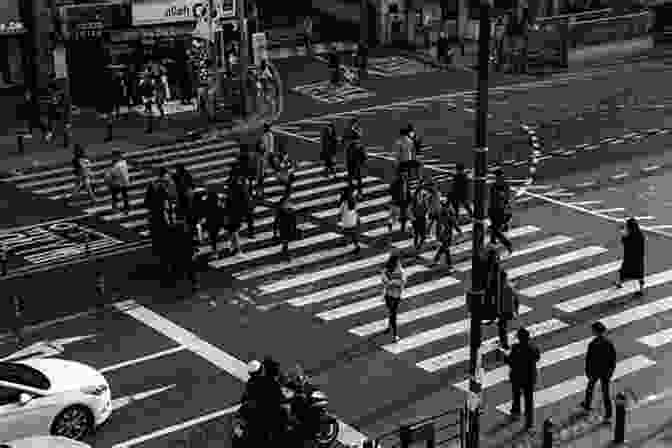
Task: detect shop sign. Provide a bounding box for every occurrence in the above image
[132,0,236,26]
[59,1,131,37]
[0,21,25,35]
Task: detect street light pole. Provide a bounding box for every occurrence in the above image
[466,0,491,447]
[238,0,249,117]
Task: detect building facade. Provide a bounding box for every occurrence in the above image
[0,0,27,90]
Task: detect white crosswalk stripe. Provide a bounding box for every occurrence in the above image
[6,137,672,420]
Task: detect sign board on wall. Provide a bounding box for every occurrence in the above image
[132,0,235,26]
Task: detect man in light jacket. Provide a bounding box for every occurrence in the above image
[105,150,131,213]
[394,125,415,178]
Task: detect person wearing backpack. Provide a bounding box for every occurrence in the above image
[104,150,131,213]
[411,187,430,250]
[339,187,361,253]
[273,194,298,259]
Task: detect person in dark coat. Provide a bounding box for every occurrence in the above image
[488,168,513,254]
[144,167,173,259]
[497,271,520,350]
[167,218,197,287]
[389,173,411,233]
[346,138,366,198]
[273,195,297,258]
[580,321,617,422]
[451,163,473,219]
[321,122,339,178]
[17,89,46,138]
[433,200,463,269]
[616,217,645,294]
[505,327,540,430]
[172,164,195,220]
[224,175,244,256]
[204,191,224,259]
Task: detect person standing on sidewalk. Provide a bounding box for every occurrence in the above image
[451,163,473,219]
[615,217,645,295]
[339,186,361,254]
[67,144,96,204]
[104,150,131,213]
[580,321,617,422]
[321,122,339,178]
[382,252,406,343]
[388,173,411,234]
[504,327,540,431]
[273,194,298,259]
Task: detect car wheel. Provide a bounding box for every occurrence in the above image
[50,405,94,440]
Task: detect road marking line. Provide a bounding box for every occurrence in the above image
[591,208,626,214]
[634,216,656,221]
[520,260,621,297]
[575,182,596,188]
[453,235,572,272]
[638,327,672,348]
[100,347,187,373]
[496,356,655,415]
[114,299,249,381]
[0,215,92,234]
[323,276,461,324]
[555,268,672,313]
[289,265,429,307]
[417,319,567,372]
[507,246,606,279]
[312,194,391,218]
[112,384,177,411]
[610,172,629,180]
[643,165,661,172]
[649,225,672,230]
[565,200,602,206]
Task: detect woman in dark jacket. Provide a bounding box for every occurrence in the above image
[321,123,338,177]
[616,217,645,294]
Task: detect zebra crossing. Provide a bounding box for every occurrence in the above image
[209,176,672,418]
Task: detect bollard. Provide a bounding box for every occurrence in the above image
[614,392,627,444]
[542,418,554,448]
[1,244,7,276]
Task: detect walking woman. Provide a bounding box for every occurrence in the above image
[273,194,298,259]
[321,122,339,178]
[339,186,361,253]
[67,144,96,204]
[382,252,407,342]
[224,175,244,256]
[616,217,645,295]
[427,181,442,239]
[204,191,225,259]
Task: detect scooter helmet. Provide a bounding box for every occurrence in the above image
[247,360,262,374]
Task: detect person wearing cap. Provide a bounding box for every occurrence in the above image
[488,168,513,254]
[504,327,540,430]
[581,321,617,422]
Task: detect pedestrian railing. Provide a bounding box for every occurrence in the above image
[365,406,465,448]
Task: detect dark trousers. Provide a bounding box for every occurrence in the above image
[511,382,534,427]
[584,376,613,418]
[451,195,472,218]
[207,225,221,254]
[398,160,420,179]
[245,208,255,236]
[489,212,512,251]
[413,217,427,248]
[110,185,130,211]
[323,154,335,176]
[497,318,510,349]
[385,296,400,337]
[434,238,452,265]
[348,166,363,196]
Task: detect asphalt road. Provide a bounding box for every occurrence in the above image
[2,50,672,448]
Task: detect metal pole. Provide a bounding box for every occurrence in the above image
[238,0,249,117]
[467,1,491,447]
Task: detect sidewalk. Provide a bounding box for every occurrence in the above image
[0,64,284,174]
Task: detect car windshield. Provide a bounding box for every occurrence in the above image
[0,362,51,390]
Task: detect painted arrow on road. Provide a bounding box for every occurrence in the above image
[112,384,177,411]
[1,335,97,362]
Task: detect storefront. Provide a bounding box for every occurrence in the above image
[0,0,26,90]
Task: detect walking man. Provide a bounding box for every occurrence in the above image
[580,321,617,422]
[451,163,473,219]
[321,122,339,178]
[497,270,520,351]
[433,200,463,270]
[489,168,513,254]
[394,126,415,179]
[382,252,406,342]
[505,327,540,431]
[104,150,131,213]
[346,134,367,198]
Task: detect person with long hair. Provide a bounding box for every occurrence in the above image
[616,217,645,294]
[339,186,361,253]
[382,252,407,342]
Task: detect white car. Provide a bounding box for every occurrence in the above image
[1,435,91,448]
[0,358,112,442]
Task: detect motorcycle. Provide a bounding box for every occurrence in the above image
[232,378,340,447]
